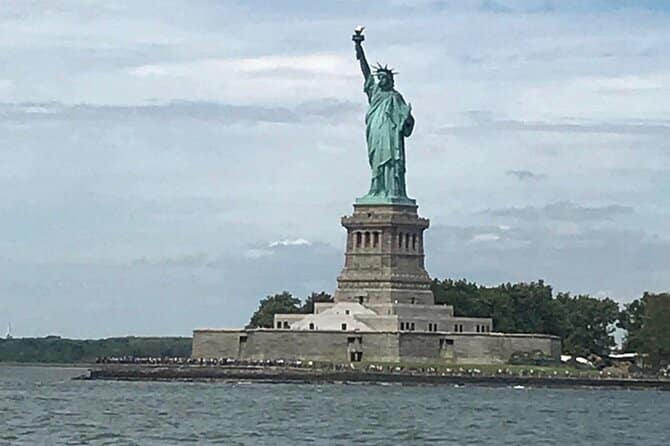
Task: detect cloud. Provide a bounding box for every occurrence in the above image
[470,233,501,243]
[0,100,360,125]
[129,54,352,79]
[244,248,274,259]
[113,53,361,105]
[443,112,670,136]
[405,0,670,14]
[505,170,547,181]
[426,223,670,299]
[0,241,343,337]
[269,238,312,248]
[484,202,634,221]
[480,0,514,13]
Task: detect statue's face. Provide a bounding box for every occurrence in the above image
[377,73,394,90]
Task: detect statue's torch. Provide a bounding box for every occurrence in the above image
[353,25,365,59]
[352,26,365,43]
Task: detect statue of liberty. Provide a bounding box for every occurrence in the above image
[353,27,416,205]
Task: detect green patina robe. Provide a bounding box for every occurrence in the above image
[359,75,415,204]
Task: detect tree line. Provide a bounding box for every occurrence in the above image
[247,280,669,367]
[0,336,192,363]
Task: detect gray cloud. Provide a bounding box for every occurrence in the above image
[443,112,670,135]
[392,0,670,14]
[0,243,342,337]
[492,119,670,135]
[480,0,514,13]
[505,170,547,181]
[425,223,670,299]
[0,99,361,125]
[484,202,634,221]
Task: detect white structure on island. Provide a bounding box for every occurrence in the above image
[275,302,492,334]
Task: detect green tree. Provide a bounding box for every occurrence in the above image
[624,293,670,367]
[618,295,647,351]
[0,337,192,363]
[640,293,670,367]
[433,279,564,336]
[432,279,486,316]
[301,291,333,314]
[497,280,560,335]
[246,291,302,328]
[555,293,619,356]
[483,287,516,332]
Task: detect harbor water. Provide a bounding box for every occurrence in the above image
[1,365,668,445]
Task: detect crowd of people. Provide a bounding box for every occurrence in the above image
[95,356,667,379]
[95,356,311,368]
[94,355,670,379]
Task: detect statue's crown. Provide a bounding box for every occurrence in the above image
[373,63,398,77]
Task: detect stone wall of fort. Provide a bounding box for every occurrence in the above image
[447,333,563,364]
[398,333,561,364]
[192,330,242,358]
[192,329,561,365]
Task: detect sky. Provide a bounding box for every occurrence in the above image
[1,0,669,338]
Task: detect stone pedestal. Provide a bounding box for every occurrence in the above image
[334,204,434,306]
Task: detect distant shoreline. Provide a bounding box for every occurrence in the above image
[81,365,670,390]
[0,362,93,368]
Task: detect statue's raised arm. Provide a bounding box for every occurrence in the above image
[352,26,370,80]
